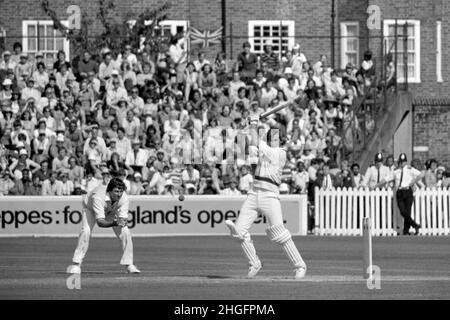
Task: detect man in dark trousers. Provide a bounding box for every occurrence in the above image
[392,153,424,235]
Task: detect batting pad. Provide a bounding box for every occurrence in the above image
[226,220,260,267]
[266,225,306,269]
[241,240,261,268]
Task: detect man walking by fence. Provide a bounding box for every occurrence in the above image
[392,153,424,235]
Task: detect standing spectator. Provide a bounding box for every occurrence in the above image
[260,41,279,73]
[291,43,307,77]
[237,42,258,84]
[320,162,334,190]
[198,64,217,97]
[351,163,363,188]
[292,160,309,194]
[424,159,438,188]
[168,34,188,84]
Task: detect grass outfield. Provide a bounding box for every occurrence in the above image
[0,236,449,299]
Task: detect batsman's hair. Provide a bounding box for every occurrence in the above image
[106,177,127,192]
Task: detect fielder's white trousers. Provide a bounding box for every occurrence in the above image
[72,208,134,266]
[236,191,284,240]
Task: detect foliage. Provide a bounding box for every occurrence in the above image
[41,0,172,59]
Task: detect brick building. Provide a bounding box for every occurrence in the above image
[0,0,449,165]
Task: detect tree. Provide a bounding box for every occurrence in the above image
[41,0,171,60]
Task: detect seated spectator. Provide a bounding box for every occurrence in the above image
[0,169,15,195]
[52,146,70,174]
[68,156,84,183]
[81,169,100,193]
[125,139,148,175]
[193,51,210,73]
[41,171,63,196]
[129,172,145,195]
[59,169,74,196]
[220,177,241,195]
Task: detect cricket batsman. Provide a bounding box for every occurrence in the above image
[66,177,140,274]
[225,115,307,279]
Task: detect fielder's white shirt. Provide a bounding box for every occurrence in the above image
[393,166,421,189]
[83,184,129,220]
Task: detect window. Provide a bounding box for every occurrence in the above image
[248,21,295,55]
[340,22,359,69]
[383,19,421,83]
[22,20,70,68]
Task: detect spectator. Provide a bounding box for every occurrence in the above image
[81,169,100,193]
[237,42,258,84]
[59,169,74,195]
[193,51,210,73]
[41,171,63,196]
[125,139,148,175]
[220,177,241,195]
[424,159,438,188]
[0,169,15,195]
[260,41,279,73]
[77,51,98,79]
[292,160,309,194]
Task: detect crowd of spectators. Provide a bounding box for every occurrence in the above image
[0,37,448,197]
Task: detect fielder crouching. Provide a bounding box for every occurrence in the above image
[225,115,307,280]
[66,177,140,274]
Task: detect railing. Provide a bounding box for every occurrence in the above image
[314,187,450,236]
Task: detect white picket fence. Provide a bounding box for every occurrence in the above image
[313,187,450,236]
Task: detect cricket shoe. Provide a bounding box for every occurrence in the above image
[248,262,262,278]
[127,264,141,274]
[294,266,307,280]
[66,264,81,274]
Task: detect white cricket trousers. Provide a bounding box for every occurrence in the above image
[234,190,306,270]
[236,191,284,237]
[72,208,134,266]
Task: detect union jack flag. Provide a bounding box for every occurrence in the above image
[189,26,223,48]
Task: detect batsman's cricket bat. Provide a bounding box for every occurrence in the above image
[259,102,291,120]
